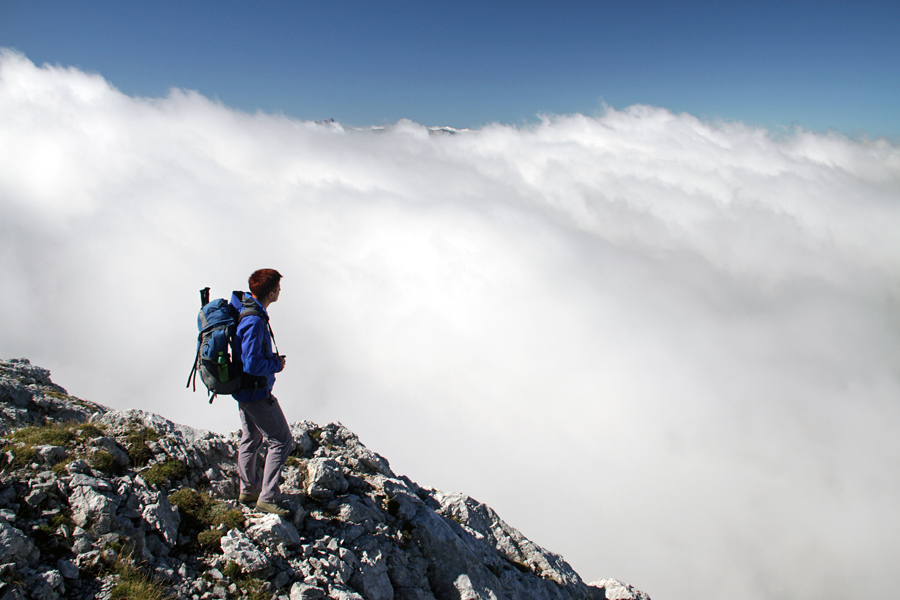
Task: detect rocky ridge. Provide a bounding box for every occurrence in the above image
[0,358,650,600]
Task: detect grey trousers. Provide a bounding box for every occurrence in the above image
[237,395,294,503]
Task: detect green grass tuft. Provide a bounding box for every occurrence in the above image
[109,554,175,600]
[220,566,269,600]
[9,422,77,446]
[207,505,244,531]
[50,510,75,531]
[4,420,110,469]
[51,457,74,475]
[197,529,225,550]
[89,450,119,475]
[142,460,186,487]
[8,445,38,468]
[222,561,242,580]
[78,423,105,438]
[169,488,244,537]
[169,488,205,515]
[124,426,158,467]
[41,389,70,401]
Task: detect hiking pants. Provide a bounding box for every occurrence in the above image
[237,395,294,503]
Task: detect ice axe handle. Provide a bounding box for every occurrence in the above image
[200,287,210,307]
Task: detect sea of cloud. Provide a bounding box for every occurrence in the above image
[2,49,900,600]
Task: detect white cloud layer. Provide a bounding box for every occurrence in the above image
[2,50,900,599]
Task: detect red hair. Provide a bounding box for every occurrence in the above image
[248,269,282,298]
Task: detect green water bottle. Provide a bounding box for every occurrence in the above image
[217,352,229,382]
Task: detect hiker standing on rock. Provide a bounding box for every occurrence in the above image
[230,268,294,517]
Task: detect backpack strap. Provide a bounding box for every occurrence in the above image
[266,320,280,356]
[238,306,280,356]
[185,339,202,391]
[235,307,280,395]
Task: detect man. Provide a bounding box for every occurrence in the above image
[230,268,293,517]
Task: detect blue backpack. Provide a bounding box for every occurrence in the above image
[186,287,263,403]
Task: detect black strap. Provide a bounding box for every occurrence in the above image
[233,308,280,394]
[186,335,202,390]
[238,309,280,356]
[267,320,280,356]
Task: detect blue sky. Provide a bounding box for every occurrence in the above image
[2,0,898,137]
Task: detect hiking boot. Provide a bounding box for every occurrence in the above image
[238,492,259,505]
[255,500,291,517]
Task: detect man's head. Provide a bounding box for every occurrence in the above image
[249,269,282,304]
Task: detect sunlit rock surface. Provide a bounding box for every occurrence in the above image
[0,358,650,600]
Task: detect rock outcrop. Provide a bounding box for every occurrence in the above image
[0,358,650,600]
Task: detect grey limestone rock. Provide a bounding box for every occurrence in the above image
[99,409,232,470]
[0,521,39,568]
[349,547,392,600]
[328,587,365,600]
[55,559,79,580]
[453,572,500,600]
[34,445,67,464]
[0,359,105,433]
[306,457,349,499]
[221,528,270,573]
[0,358,651,600]
[290,582,326,599]
[89,436,130,467]
[592,578,653,600]
[0,586,27,600]
[436,490,585,590]
[142,494,180,546]
[317,422,393,476]
[246,513,303,550]
[290,421,315,456]
[68,485,116,534]
[31,570,64,600]
[67,472,113,491]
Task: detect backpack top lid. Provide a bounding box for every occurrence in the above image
[199,298,238,334]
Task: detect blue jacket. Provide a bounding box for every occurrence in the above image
[230,291,282,402]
